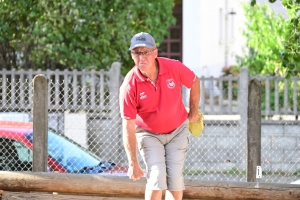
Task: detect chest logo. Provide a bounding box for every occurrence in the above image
[166,79,175,89]
[140,92,147,100]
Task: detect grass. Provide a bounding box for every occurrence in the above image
[184,167,300,177]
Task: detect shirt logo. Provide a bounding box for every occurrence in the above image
[140,92,147,99]
[166,79,175,89]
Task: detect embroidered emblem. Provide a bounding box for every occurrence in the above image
[140,92,147,99]
[166,79,175,89]
[136,36,146,41]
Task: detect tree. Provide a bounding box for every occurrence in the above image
[250,0,300,78]
[237,2,292,76]
[0,0,176,74]
[240,1,299,112]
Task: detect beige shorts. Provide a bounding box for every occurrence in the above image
[135,119,190,191]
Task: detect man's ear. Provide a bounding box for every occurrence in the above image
[154,49,158,57]
[131,54,136,60]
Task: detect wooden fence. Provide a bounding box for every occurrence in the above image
[0,62,121,112]
[195,67,299,117]
[0,65,299,117]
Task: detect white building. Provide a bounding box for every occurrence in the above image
[182,0,287,78]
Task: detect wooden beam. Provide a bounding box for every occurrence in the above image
[0,172,299,200]
[1,191,143,200]
[0,172,144,198]
[247,79,262,182]
[184,180,300,200]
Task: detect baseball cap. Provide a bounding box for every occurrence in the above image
[128,32,156,50]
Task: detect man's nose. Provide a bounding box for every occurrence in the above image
[138,54,146,59]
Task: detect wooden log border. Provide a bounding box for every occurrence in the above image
[0,172,299,200]
[1,191,143,200]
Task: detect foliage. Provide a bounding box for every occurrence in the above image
[237,2,292,76]
[241,1,300,113]
[249,0,300,78]
[260,79,299,114]
[222,65,241,76]
[221,65,240,100]
[0,0,176,74]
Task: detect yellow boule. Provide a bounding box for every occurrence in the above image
[186,108,204,138]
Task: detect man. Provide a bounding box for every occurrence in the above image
[119,32,200,200]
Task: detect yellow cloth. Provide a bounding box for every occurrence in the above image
[186,108,204,138]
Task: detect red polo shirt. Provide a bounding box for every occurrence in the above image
[119,57,196,134]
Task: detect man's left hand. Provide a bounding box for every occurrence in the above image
[188,110,201,123]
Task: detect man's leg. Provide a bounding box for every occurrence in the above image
[136,131,168,200]
[145,190,163,200]
[165,119,190,200]
[165,190,183,200]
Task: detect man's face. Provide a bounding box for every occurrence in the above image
[130,47,157,71]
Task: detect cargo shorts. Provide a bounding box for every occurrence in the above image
[135,119,190,191]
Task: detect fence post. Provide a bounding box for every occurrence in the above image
[239,67,249,175]
[33,74,48,172]
[247,79,261,182]
[109,62,121,111]
[108,62,122,159]
[239,67,249,125]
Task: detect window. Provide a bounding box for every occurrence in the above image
[158,6,182,61]
[0,138,32,171]
[14,141,33,162]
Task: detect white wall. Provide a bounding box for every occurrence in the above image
[257,0,288,17]
[183,0,247,78]
[64,113,88,149]
[182,0,288,78]
[182,0,202,76]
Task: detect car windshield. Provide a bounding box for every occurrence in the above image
[26,131,100,173]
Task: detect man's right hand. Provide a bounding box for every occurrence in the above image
[127,164,144,181]
[122,119,144,181]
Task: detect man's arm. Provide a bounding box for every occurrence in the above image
[188,76,200,123]
[122,119,144,180]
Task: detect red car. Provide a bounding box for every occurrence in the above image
[0,120,128,175]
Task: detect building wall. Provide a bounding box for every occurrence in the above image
[182,0,287,78]
[183,0,246,78]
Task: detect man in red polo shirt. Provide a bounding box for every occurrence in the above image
[119,32,200,200]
